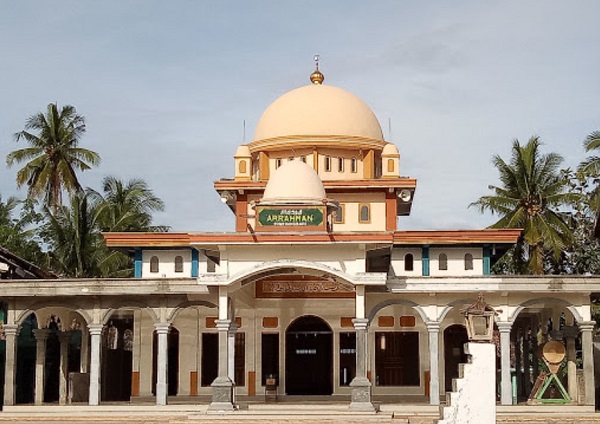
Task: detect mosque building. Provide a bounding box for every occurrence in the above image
[1,63,597,412]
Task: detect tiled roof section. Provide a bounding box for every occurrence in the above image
[103,231,394,247]
[102,232,191,247]
[0,246,57,279]
[392,229,522,245]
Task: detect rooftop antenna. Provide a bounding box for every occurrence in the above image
[388,118,392,141]
[243,119,246,143]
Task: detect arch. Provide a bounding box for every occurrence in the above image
[227,260,363,289]
[438,298,482,324]
[15,303,92,327]
[167,300,218,323]
[174,255,184,273]
[439,253,448,271]
[285,315,333,395]
[150,256,159,273]
[464,253,473,270]
[511,297,583,322]
[102,300,159,325]
[387,158,394,173]
[404,253,414,271]
[238,160,247,174]
[368,299,429,323]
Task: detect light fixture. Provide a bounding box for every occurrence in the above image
[461,293,500,342]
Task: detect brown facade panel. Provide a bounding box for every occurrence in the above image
[340,317,355,328]
[262,317,279,328]
[399,316,416,327]
[378,316,395,327]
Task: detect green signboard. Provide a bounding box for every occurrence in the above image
[257,207,324,227]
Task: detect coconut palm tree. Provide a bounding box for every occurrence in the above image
[95,176,166,232]
[470,136,576,274]
[6,103,101,212]
[579,131,600,176]
[42,191,103,277]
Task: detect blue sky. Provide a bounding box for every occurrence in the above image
[1,1,599,232]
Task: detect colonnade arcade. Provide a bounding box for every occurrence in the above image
[1,279,595,409]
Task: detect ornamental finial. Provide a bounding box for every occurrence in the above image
[310,54,324,85]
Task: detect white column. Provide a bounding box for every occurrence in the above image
[3,325,19,406]
[58,331,72,405]
[209,287,234,412]
[426,322,440,406]
[154,323,170,406]
[578,321,595,406]
[88,324,103,405]
[32,328,50,404]
[349,318,374,411]
[497,321,513,405]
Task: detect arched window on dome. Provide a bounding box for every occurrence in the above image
[464,253,474,271]
[238,160,247,174]
[174,255,183,273]
[387,159,395,173]
[324,156,331,172]
[338,157,345,173]
[404,254,414,271]
[359,204,370,223]
[439,253,448,271]
[351,158,357,173]
[150,256,159,273]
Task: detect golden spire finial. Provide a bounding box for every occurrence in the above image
[310,54,324,85]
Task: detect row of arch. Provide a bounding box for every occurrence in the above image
[11,295,583,329]
[403,253,474,272]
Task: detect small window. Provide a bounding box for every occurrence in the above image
[404,254,414,271]
[464,253,474,271]
[387,159,394,173]
[439,253,448,271]
[150,256,159,273]
[334,204,345,224]
[338,157,345,172]
[174,256,183,273]
[359,204,370,223]
[238,160,247,174]
[275,158,282,169]
[325,156,331,172]
[351,158,357,173]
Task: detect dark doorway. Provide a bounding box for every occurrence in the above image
[285,315,332,395]
[152,327,179,396]
[43,332,60,403]
[16,314,37,404]
[375,332,420,386]
[201,333,218,387]
[444,324,468,392]
[101,317,133,401]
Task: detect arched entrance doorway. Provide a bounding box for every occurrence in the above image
[444,324,468,392]
[285,315,332,395]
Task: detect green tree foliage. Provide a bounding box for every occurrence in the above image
[470,136,577,274]
[95,176,166,232]
[0,194,46,266]
[6,103,100,212]
[40,177,168,277]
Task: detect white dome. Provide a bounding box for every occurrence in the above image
[261,160,326,205]
[253,84,383,142]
